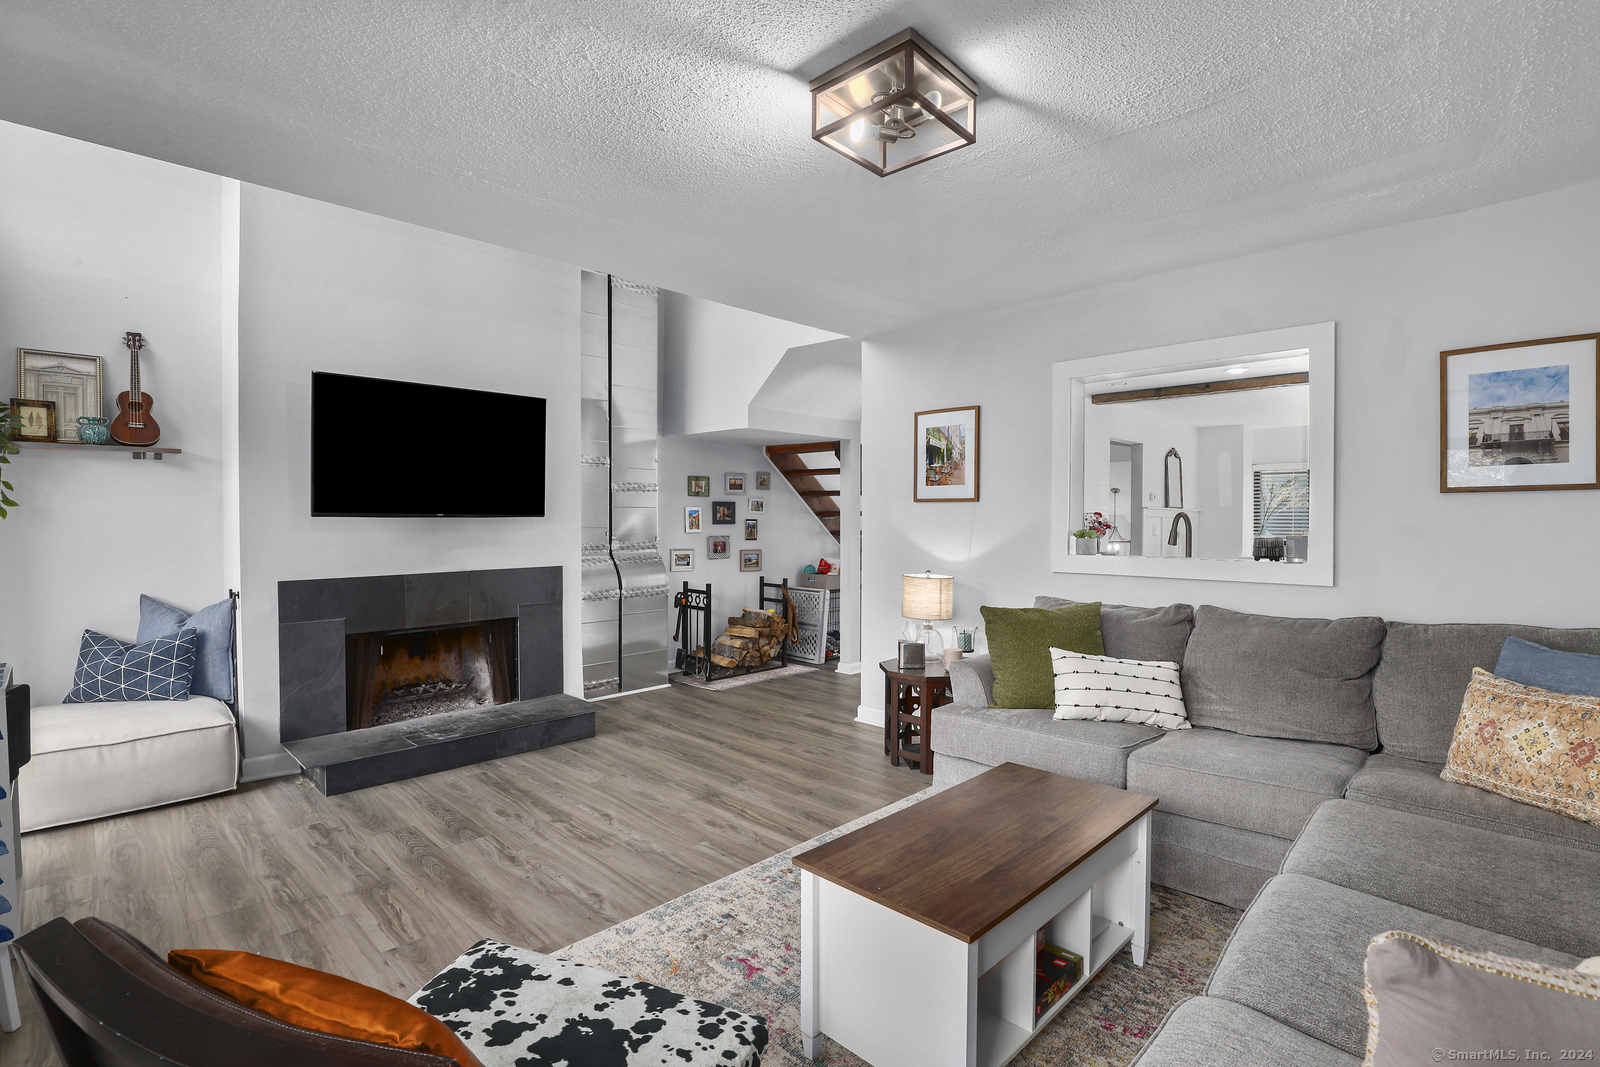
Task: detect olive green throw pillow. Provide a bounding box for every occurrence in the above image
[981,603,1105,709]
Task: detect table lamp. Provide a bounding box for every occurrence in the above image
[901,571,954,662]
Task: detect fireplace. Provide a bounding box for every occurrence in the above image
[346,619,517,730]
[276,566,593,795]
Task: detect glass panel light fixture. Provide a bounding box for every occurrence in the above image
[810,29,979,177]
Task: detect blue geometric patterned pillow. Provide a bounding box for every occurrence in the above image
[64,628,198,703]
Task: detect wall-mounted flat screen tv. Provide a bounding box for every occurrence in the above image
[312,372,546,517]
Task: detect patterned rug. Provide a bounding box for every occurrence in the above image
[560,791,1241,1066]
[669,664,817,691]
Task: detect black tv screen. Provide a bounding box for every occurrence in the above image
[311,372,546,517]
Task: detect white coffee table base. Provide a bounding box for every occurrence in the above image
[801,812,1149,1067]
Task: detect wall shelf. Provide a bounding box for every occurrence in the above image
[14,440,181,460]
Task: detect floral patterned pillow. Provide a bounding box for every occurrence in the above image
[1442,668,1600,826]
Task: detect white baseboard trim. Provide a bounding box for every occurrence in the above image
[835,660,863,675]
[241,751,300,782]
[590,683,671,701]
[855,703,883,727]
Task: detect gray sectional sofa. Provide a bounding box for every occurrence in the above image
[935,599,1600,1066]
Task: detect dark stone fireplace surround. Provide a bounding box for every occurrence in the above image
[277,566,593,795]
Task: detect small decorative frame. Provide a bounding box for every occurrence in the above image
[707,535,730,559]
[740,549,762,572]
[17,349,104,441]
[744,518,759,540]
[669,549,695,572]
[1440,333,1598,493]
[724,472,747,494]
[687,475,711,497]
[9,397,57,442]
[684,506,704,533]
[756,471,772,490]
[914,405,980,502]
[712,501,736,524]
[748,498,765,513]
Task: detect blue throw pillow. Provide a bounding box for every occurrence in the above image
[137,594,235,702]
[1494,636,1600,699]
[64,627,198,703]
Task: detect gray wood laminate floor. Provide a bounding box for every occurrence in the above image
[1,665,922,1066]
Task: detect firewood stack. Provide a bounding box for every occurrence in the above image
[709,606,794,670]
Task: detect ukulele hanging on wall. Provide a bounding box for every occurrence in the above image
[109,331,161,446]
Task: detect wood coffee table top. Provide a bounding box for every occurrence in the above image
[794,762,1157,943]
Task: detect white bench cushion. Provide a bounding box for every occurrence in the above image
[20,698,238,831]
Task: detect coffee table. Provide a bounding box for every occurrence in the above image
[795,763,1157,1067]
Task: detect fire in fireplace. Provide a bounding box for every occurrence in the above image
[346,620,518,730]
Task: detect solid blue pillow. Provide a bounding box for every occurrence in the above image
[1494,636,1600,699]
[64,627,198,703]
[137,594,234,702]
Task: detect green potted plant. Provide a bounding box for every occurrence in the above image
[0,402,20,518]
[1073,512,1111,555]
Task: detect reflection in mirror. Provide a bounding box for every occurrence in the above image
[1085,353,1309,561]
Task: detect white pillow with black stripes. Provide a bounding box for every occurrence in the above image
[1049,646,1191,730]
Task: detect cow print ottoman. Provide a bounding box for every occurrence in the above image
[411,939,768,1066]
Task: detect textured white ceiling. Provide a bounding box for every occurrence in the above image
[4,1,1600,335]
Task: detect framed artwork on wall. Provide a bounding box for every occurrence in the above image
[1441,334,1598,493]
[712,501,736,524]
[17,349,104,441]
[669,549,695,572]
[756,471,771,490]
[9,397,57,442]
[684,506,704,532]
[914,405,980,502]
[748,498,764,513]
[724,472,747,494]
[744,518,759,540]
[687,475,711,497]
[740,549,762,572]
[707,535,730,559]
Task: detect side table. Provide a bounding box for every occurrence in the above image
[879,658,952,776]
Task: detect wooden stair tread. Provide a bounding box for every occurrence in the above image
[766,440,844,543]
[765,441,842,455]
[800,489,839,496]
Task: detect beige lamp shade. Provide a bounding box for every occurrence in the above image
[902,572,954,621]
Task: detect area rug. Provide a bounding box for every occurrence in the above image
[669,663,817,691]
[560,791,1241,1066]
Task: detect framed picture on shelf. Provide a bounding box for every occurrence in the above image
[744,518,759,540]
[748,498,764,513]
[707,535,730,559]
[9,397,57,442]
[740,549,762,572]
[712,501,736,524]
[684,505,704,533]
[686,475,711,497]
[724,472,746,494]
[17,349,104,441]
[756,471,771,490]
[669,549,695,572]
[914,405,980,502]
[1440,334,1598,493]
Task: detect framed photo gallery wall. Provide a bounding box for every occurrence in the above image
[1441,333,1599,493]
[914,405,980,502]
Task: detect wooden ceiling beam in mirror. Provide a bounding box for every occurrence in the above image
[1090,371,1309,405]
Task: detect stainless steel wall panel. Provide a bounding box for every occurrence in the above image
[610,506,658,548]
[622,610,669,656]
[621,650,668,692]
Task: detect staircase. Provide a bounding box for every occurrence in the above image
[766,441,842,543]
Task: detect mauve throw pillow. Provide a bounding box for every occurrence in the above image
[138,594,235,702]
[1181,605,1386,749]
[1361,931,1600,1066]
[981,603,1104,709]
[1495,636,1600,699]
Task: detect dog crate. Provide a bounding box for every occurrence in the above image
[785,585,840,665]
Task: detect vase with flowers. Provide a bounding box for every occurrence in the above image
[1073,512,1111,555]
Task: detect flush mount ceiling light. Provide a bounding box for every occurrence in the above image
[809,29,978,177]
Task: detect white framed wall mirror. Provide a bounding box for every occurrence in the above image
[1051,322,1335,586]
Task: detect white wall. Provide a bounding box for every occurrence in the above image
[659,291,840,437]
[860,178,1600,716]
[0,121,238,702]
[657,435,842,644]
[237,185,581,775]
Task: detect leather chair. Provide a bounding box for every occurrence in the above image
[13,917,455,1067]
